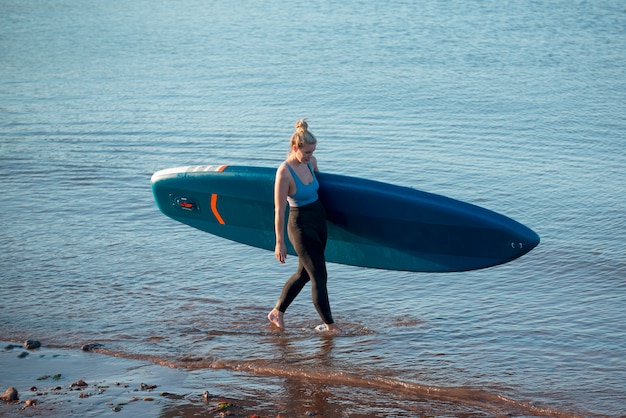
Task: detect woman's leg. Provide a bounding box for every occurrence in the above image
[268,258,310,328]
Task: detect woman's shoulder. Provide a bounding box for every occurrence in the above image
[276,161,293,181]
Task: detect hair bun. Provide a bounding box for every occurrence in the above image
[295,119,308,133]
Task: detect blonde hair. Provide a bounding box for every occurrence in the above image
[290,119,317,151]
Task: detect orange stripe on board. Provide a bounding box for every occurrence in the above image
[210,194,226,225]
[217,165,228,172]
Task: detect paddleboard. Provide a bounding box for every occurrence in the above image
[151,165,539,272]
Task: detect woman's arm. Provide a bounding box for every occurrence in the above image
[274,164,290,263]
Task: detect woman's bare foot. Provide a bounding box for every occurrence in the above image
[327,323,341,333]
[267,308,285,329]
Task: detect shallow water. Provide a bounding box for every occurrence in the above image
[1,0,625,416]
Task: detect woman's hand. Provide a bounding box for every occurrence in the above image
[275,242,287,263]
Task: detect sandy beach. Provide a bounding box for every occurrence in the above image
[0,340,279,418]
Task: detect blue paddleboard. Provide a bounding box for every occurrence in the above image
[151,165,539,272]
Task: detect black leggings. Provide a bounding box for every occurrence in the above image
[276,199,334,324]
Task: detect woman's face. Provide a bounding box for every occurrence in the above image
[293,143,316,164]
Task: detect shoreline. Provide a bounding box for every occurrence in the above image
[1,340,584,417]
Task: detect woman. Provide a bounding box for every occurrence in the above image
[267,119,341,333]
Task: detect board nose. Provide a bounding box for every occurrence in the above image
[511,225,540,257]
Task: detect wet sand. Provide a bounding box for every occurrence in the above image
[0,341,277,417]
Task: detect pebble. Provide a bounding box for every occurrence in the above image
[1,387,19,403]
[81,343,103,351]
[69,380,88,389]
[24,340,41,350]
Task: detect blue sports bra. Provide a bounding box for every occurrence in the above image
[284,162,319,207]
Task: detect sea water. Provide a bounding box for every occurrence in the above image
[1,0,625,416]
